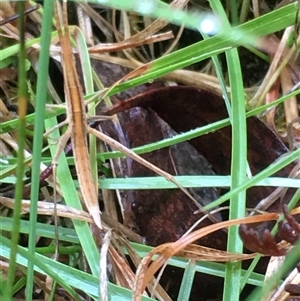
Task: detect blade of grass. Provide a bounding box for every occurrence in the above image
[98,176,300,190]
[240,0,251,23]
[4,3,27,299]
[229,0,239,24]
[208,2,247,300]
[26,0,55,299]
[224,45,247,301]
[177,260,196,301]
[0,107,65,135]
[44,114,100,276]
[203,148,300,211]
[0,216,79,243]
[0,31,59,61]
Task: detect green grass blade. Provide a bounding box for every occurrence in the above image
[203,149,300,211]
[4,3,27,299]
[26,0,55,299]
[0,217,79,244]
[222,52,246,300]
[177,260,196,301]
[208,2,247,300]
[98,176,300,190]
[0,107,65,135]
[44,115,100,276]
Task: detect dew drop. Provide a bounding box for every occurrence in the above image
[198,14,220,35]
[135,0,156,14]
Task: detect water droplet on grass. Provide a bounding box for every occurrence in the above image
[135,0,156,14]
[198,14,220,35]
